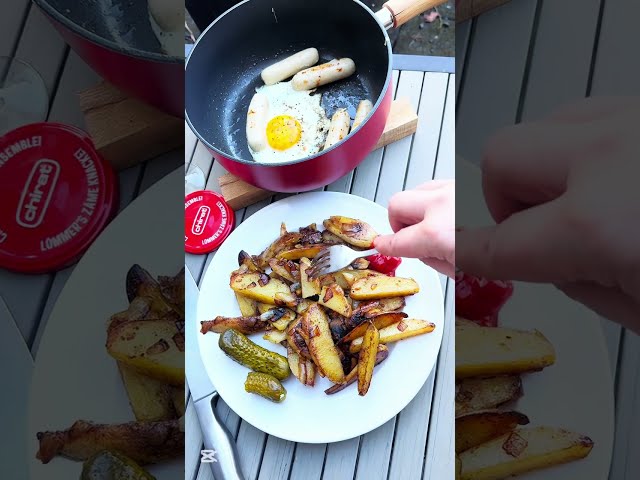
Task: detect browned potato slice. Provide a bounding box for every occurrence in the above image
[318,284,352,318]
[268,258,300,283]
[296,299,314,315]
[340,312,407,344]
[300,258,321,298]
[349,318,436,353]
[323,216,379,248]
[325,345,389,394]
[256,231,303,268]
[107,319,185,385]
[286,316,312,359]
[459,427,593,480]
[257,302,274,315]
[350,257,370,270]
[263,330,288,344]
[335,269,382,288]
[235,292,258,317]
[277,244,326,260]
[352,297,406,318]
[350,275,419,300]
[125,264,174,316]
[238,250,262,272]
[320,229,346,245]
[357,323,380,396]
[456,326,556,378]
[230,272,295,305]
[456,410,530,453]
[303,304,345,384]
[200,315,271,335]
[269,308,297,331]
[318,272,351,290]
[287,345,316,386]
[456,376,523,416]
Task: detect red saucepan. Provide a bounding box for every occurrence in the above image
[185,0,442,192]
[33,0,183,117]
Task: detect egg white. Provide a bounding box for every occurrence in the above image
[250,81,329,164]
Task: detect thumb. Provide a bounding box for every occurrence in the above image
[374,224,427,259]
[456,198,583,283]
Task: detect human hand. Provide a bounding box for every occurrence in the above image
[374,180,455,278]
[456,97,640,332]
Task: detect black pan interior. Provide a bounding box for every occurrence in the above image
[34,0,178,61]
[185,0,391,163]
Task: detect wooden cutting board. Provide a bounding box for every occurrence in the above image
[219,97,419,210]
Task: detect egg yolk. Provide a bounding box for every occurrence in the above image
[266,115,302,150]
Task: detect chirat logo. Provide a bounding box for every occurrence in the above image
[16,159,61,229]
[191,205,211,235]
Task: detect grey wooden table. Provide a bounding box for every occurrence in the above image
[185,57,456,480]
[457,1,639,478]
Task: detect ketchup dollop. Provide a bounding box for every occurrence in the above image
[455,270,514,327]
[366,254,402,276]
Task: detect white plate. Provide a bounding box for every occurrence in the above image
[457,158,614,479]
[196,192,445,444]
[28,169,184,479]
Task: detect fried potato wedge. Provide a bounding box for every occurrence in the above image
[238,250,262,272]
[300,258,321,298]
[357,323,380,396]
[456,376,523,417]
[266,307,297,331]
[257,302,274,315]
[125,264,174,316]
[277,245,327,260]
[318,284,352,318]
[296,299,314,315]
[200,315,270,335]
[325,345,389,394]
[287,345,316,386]
[335,269,382,288]
[235,292,259,317]
[459,426,593,480]
[318,272,351,290]
[118,363,175,422]
[303,304,345,383]
[256,231,303,268]
[350,275,419,300]
[263,330,288,344]
[268,258,300,283]
[352,297,406,318]
[349,318,435,353]
[107,319,185,385]
[230,272,296,305]
[456,411,530,453]
[321,229,346,245]
[456,326,556,378]
[340,312,407,344]
[323,216,378,248]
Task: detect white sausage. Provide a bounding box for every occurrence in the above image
[261,48,320,86]
[292,58,356,91]
[324,108,351,150]
[246,93,269,152]
[351,100,373,132]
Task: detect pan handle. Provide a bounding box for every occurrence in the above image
[376,0,446,29]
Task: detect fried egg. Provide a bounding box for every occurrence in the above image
[248,81,329,164]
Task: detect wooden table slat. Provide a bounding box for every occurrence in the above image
[0,0,30,57]
[186,397,205,480]
[256,436,296,480]
[236,421,268,480]
[288,443,326,480]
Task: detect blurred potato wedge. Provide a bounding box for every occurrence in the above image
[335,269,382,288]
[318,284,352,318]
[325,345,389,394]
[287,346,316,386]
[286,316,312,359]
[456,376,523,417]
[171,387,185,416]
[263,330,288,344]
[118,363,175,422]
[352,297,406,318]
[200,315,270,335]
[456,326,556,378]
[268,258,300,283]
[256,231,302,268]
[230,272,296,306]
[235,292,258,317]
[350,275,419,300]
[302,304,345,384]
[340,312,407,344]
[277,245,326,260]
[456,410,530,453]
[107,319,185,385]
[323,216,378,248]
[349,318,436,353]
[459,426,593,480]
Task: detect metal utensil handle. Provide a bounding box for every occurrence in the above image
[194,392,245,480]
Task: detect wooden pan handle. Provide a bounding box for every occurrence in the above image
[382,0,447,28]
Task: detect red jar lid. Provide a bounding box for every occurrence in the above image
[185,190,234,254]
[0,123,118,273]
